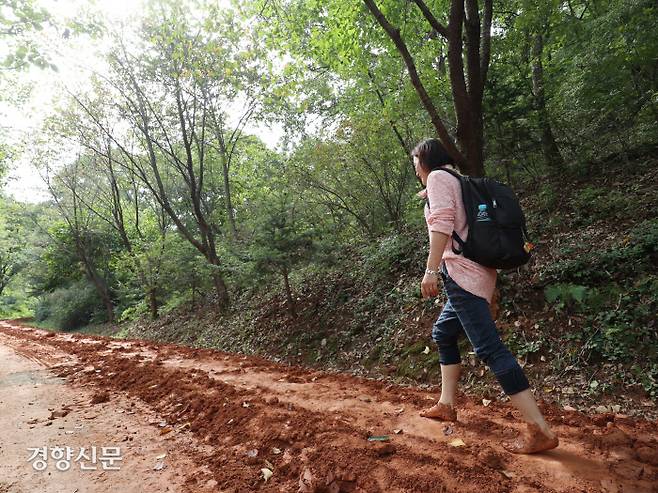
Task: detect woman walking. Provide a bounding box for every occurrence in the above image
[413,138,558,454]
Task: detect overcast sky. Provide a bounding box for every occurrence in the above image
[2,0,142,203]
[2,0,283,203]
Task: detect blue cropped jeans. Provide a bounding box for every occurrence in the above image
[431,263,530,396]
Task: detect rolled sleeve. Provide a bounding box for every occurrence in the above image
[425,171,456,235]
[427,209,455,235]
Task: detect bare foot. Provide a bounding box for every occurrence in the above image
[503,422,559,454]
[419,402,457,421]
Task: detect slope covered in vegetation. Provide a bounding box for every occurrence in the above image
[1,0,656,420]
[72,149,657,419]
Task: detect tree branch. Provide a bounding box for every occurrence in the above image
[362,0,463,164]
[411,0,449,39]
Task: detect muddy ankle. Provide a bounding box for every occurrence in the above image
[532,422,555,439]
[503,422,559,454]
[420,401,457,421]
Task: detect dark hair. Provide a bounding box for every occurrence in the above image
[411,138,454,172]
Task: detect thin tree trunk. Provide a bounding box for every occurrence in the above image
[148,288,158,320]
[210,272,229,311]
[221,153,238,240]
[0,258,11,296]
[80,252,114,323]
[531,32,564,168]
[363,0,464,166]
[282,267,297,318]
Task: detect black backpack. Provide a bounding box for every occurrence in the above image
[426,168,533,270]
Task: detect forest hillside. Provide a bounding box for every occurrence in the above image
[1,0,656,419]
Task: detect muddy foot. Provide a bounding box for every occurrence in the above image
[419,402,457,421]
[503,422,559,454]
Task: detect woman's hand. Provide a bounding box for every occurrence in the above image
[421,272,439,299]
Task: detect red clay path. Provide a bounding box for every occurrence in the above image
[0,320,656,492]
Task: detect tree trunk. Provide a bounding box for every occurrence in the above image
[531,33,564,169]
[210,271,229,312]
[364,0,493,178]
[458,117,486,177]
[148,288,158,320]
[72,236,115,324]
[282,267,297,318]
[84,261,114,323]
[221,154,238,240]
[0,258,10,296]
[207,251,230,313]
[0,256,12,296]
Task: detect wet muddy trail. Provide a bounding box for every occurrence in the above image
[0,320,656,492]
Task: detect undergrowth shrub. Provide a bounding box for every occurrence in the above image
[34,280,105,330]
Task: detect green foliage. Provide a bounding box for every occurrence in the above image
[34,280,105,330]
[581,281,657,365]
[632,363,658,399]
[543,219,658,285]
[485,0,658,172]
[505,331,545,359]
[536,183,558,213]
[28,221,83,293]
[248,192,318,273]
[0,292,30,317]
[361,232,419,285]
[118,300,149,323]
[544,283,593,312]
[156,239,213,311]
[571,186,631,226]
[0,0,53,70]
[541,220,658,382]
[552,1,658,161]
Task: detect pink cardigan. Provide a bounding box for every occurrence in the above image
[419,169,497,304]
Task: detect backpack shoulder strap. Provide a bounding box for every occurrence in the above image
[435,167,462,181]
